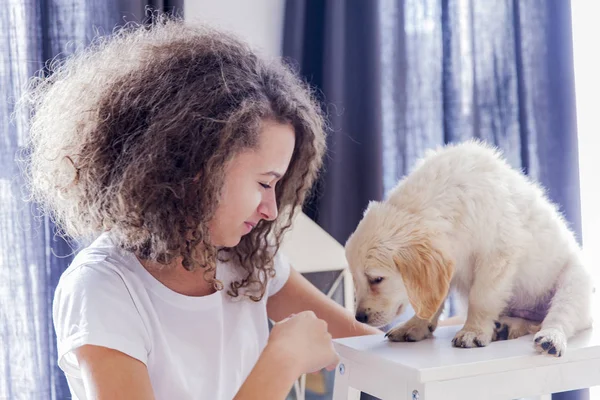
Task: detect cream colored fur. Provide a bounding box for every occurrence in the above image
[345,140,594,356]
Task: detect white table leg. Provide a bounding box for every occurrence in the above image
[348,387,362,400]
[333,363,350,400]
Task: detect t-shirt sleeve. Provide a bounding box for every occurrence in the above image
[53,262,151,378]
[267,250,291,297]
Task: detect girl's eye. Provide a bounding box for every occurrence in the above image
[259,182,272,189]
[369,277,384,285]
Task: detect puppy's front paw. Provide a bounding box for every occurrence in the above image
[452,327,492,348]
[534,328,566,357]
[385,319,433,342]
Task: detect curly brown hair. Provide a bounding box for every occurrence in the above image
[21,17,326,301]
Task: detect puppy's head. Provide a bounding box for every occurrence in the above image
[345,201,454,327]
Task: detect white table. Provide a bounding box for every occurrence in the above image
[332,324,600,400]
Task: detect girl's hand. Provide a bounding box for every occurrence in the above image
[267,311,339,375]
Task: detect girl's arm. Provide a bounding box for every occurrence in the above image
[267,267,464,338]
[235,310,338,399]
[75,345,155,400]
[232,342,301,400]
[267,267,381,338]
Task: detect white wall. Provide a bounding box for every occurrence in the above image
[184,0,286,58]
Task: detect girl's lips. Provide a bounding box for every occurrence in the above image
[244,222,255,233]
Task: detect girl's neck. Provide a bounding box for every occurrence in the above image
[139,257,217,297]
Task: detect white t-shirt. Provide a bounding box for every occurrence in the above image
[53,232,291,400]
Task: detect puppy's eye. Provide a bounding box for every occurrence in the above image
[368,277,384,285]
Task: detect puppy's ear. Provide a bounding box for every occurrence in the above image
[393,239,454,321]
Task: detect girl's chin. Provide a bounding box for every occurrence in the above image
[222,237,242,248]
[209,234,241,249]
[211,224,254,248]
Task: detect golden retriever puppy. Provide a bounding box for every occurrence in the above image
[345,140,594,357]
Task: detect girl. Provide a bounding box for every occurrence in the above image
[22,17,380,399]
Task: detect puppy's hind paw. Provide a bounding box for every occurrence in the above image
[492,316,541,341]
[534,328,566,357]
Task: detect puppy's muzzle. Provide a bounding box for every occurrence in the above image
[355,310,369,323]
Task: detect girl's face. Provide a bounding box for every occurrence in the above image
[207,120,296,247]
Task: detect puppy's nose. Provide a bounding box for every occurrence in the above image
[355,311,368,323]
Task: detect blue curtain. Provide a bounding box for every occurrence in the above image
[283,0,583,399]
[0,1,182,398]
